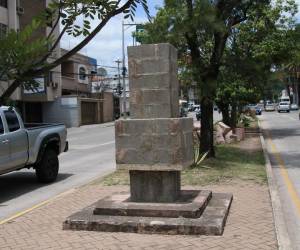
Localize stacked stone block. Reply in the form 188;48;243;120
115;43;194;202
128;43;179;119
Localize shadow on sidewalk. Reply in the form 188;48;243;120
0;172;72;205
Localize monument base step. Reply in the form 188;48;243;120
63;191;233;236
93;190;212;218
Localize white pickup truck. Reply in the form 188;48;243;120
0;106;68;183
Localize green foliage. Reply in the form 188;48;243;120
0;19;50;82
239;115;251;128
215;0;298;127
135;0;299;155
43;0;150;37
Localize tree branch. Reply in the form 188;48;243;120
184;0;203;72
29;0;134;76
0;0;135;104
46;1;63;41
37;24;69;65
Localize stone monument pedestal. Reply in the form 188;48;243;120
63;190;232;235
63;43;232;235
129;170;181;202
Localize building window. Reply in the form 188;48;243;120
0;23;7;38
0;0;7;8
79;67;87;81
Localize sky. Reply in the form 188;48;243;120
61;0;299;75
60;1;164;75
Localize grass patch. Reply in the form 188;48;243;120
100;170;130;186
182;144;267;186
99;139;267;187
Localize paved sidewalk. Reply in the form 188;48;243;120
0;179;277;249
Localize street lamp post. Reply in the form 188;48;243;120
122;21;127;119
115;59;122;119
121;22;143;119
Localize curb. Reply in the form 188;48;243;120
0;168;114;225
258;121;292;250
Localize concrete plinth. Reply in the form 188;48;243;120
130;171;181;202
63;192;233;236
93;190;212;218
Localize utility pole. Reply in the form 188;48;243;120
121;22;143;119
115;59;122;95
122;21;127;119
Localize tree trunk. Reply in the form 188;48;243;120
230;103;237;128
200;96;215;157
219;103;230;126
0;79;22;106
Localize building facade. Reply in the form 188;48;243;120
0;0;62;122
0;1;115;126
0;0;21;101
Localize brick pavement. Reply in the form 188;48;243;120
0;180;277;250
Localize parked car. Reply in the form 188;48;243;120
193;104;200;111
255;106;262;115
247;104;257;110
277;102;290;113
196;109;201;121
290;103;299;110
265;103;275;112
0;106;68;183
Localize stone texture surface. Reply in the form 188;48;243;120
129;171;181;202
233;127;245;142
93;190;212;218
115;118;194;171
64;192;232;236
128;43;179;119
0;182;277;249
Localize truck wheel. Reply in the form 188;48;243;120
36;148;59;183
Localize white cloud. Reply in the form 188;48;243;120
61;1;163;70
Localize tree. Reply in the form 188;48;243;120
137;0;277;157
216;3;298;127
0;0;150;105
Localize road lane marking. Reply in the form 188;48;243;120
265;130;300;217
0;189;75;225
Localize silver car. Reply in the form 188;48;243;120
290;104;299;110
277;102;290;113
265;103;275;112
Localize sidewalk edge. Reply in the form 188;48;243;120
258;121;292;250
0;169;115;225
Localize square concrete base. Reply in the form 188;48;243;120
93;190;212;218
63;191;233;236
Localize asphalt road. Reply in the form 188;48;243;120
260;110;300;249
0;123;116;221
